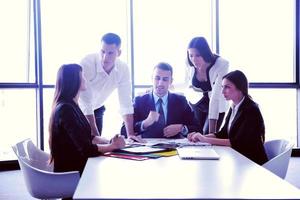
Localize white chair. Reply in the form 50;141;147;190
263;139;293;179
12;138;80;199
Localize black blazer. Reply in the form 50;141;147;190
122;91;198;138
51;100;99;175
215;96;268;165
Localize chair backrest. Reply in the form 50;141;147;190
13;138;53;171
12;138;80;199
263;139;293;179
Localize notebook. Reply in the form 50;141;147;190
177;146;220;160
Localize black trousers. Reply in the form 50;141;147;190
197;111;225;135
94;105;105;136
190;102;225;134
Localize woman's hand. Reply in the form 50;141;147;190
92;136;110;144
187;132;201;142
187;132;209;143
110;134;126;149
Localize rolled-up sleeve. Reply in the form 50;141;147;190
208;58;229;120
78;54;97;115
117;63;134;115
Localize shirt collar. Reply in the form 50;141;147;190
96;55;118;74
153;92;168;105
230;96;245;112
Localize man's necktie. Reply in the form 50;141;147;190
157;98;165;125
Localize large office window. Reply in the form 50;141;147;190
41;0;129;149
219;0;296;141
40;0;130;85
0;0;36;161
219;0;294;82
133;0;213;86
0;0;298;163
0;89;37;160
0;0;34;83
250;89;297;142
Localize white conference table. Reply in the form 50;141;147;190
74;140;300;199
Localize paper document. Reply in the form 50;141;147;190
125;138;211;148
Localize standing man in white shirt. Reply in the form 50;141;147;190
79;33;139;141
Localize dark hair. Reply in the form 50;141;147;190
187;37;216;66
154;62;173;77
101;32;121;46
53;64;82;103
48;63;82;158
223;70;248;96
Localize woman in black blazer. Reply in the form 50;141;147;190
188;70;268;165
49;64;125;175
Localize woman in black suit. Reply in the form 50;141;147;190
188;70;268;165
49;64;125;175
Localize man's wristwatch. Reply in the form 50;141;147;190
181;125;189;136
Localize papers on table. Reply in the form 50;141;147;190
117;146;167;154
127;138;211;147
104;138;213;161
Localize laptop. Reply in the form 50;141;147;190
177;146;220;160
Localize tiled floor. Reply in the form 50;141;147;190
0;157;299;200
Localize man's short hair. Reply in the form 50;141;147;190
154;62;173;77
101;33;121;46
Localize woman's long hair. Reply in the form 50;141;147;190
187;36;216;66
48;64;82;161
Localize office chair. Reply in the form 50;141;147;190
12;138;80;199
263;139;293;179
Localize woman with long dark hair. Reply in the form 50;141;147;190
49;64;125;175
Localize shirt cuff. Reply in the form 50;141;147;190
140;120;146;131
119;106;134;116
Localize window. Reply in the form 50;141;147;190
0;0;34;83
250;89;297;142
0;0;35;161
0;89;37;161
41;0;130;84
133;0;213;86
0;0;298;164
41;0;129;147
219;0;294;82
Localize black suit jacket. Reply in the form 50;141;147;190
122;91;198;138
51;100;100;175
215;96;268;165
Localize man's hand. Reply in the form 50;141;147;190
128;134;146;143
163;124;183;138
142;111;160;129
